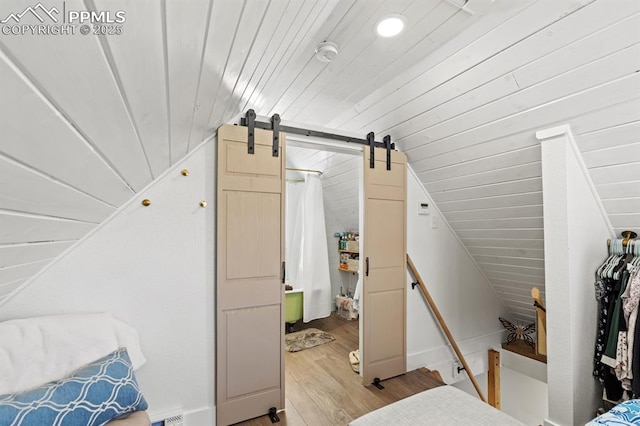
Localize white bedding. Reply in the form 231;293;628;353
349;385;525;426
0;312;146;395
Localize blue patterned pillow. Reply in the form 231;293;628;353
0;348;148;426
587;399;640;425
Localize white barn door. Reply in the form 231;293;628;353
362;147;407;385
216;124;285;425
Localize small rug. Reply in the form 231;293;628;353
285;328;335;352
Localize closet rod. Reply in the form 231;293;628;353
607;230;638;247
286;167;323;175
608;239;637;247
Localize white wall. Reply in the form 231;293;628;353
454;365;548;426
501;348;548;425
1;139;513;425
321;153;361;304
0;140;216;424
324;208;357;302
538;125;612;426
406;167;509;384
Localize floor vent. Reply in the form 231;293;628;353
164;413;184;426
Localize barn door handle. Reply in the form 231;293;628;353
365;257;369;276
281;261;285;284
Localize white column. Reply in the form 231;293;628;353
537;124;614;426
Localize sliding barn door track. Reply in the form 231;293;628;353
240;109;396;170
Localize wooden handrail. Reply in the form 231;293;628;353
407;254;487;403
531;287;547;356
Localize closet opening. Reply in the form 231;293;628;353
285;136;362;344
282;138;365;420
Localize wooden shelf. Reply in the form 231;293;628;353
339;249;359;254
501;340;547;364
338;267;359;273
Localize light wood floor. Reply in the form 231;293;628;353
235;313;444;426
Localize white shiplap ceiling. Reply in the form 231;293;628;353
287;145;360;232
0;0;638;322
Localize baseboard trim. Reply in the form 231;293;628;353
185;406;215;425
149;405;214;425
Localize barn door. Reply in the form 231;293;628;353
216;124;285;425
362;148;407;385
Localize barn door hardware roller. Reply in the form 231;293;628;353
240;110;395;169
384;135;392;171
271;114;280;157
244;109;281;157
367;132;393;170
246;109;256;154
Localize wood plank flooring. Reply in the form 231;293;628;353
235;313;444;426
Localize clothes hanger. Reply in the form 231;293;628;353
600;239;620;278
631;240;640;270
607;250;624;279
614;248;634;281
607;254;622;278
619;240;633;279
613;250;631;280
597;256;614;278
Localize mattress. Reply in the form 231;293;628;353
586;399;640;425
349;385;525;426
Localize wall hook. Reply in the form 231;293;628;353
181;169;189;176
200;201;207;208
141;199;151;206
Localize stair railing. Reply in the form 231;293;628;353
407;254;487;403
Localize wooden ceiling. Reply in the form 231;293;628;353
287;145;360;233
1;0;638;321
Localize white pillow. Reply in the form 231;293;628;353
112;316;147;369
0;312;146;395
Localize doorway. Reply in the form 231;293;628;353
282;141;364;422
216;125;407;425
284;142;362;341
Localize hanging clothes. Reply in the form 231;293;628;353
602;271;630;368
594;237;640;402
595;277;616;382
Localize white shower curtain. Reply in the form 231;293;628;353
286;174;332;322
285;182;304;287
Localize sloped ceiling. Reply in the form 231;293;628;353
287;145;360;232
1;0;638;322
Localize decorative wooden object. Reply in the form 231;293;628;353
488;349;500;409
499;317;535;347
501;340;547;364
531;287;547;356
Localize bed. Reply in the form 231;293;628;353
349;385;525;426
0;313;150;426
587;399;640;425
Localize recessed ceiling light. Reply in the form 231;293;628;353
376;14;406;38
